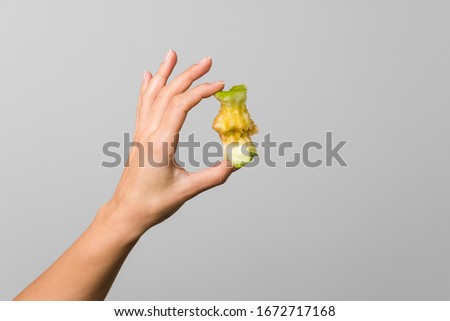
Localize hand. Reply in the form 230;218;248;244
14;50;235;300
101;50;234;240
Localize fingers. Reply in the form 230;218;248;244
147;49;178;97
140;70;152;95
136;71;152;128
182;160;234;198
162;81;225;134
136;52;219;135
146;56;213;132
162;56;212;97
139;50;177;128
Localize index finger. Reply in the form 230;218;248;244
161;81;225;135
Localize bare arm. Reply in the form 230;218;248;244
14;50;233;300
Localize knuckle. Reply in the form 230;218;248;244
196;84;211;97
186;72;196;83
170;95;185;110
157;87;172;99
181;69;196;83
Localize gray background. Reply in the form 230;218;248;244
1;0;449;300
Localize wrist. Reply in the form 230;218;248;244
93;201;144;246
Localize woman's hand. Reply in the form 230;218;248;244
100;50;234;240
14;51;234;300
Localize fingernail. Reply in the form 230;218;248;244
142;70;147;82
196;56;211;64
211;81;224;85
163;49;173;62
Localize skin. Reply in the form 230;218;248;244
14;50;234;300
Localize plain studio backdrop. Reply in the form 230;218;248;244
0;0;449;300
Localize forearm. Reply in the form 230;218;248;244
14;203;140;301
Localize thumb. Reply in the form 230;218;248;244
185;160;234;197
